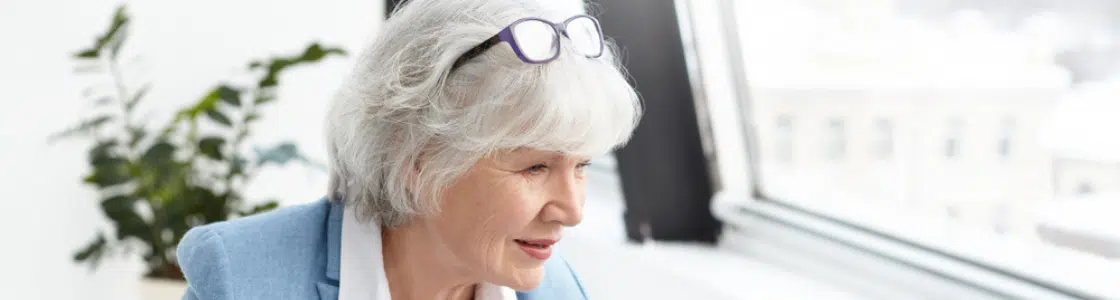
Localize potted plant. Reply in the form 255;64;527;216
52;6;345;298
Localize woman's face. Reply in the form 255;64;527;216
425;148;589;290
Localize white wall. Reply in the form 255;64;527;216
0;0;380;299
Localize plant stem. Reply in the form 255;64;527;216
107;53;134;143
107;51;170;273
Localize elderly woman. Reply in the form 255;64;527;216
176;0;641;299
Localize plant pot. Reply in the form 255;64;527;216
140;277;188;300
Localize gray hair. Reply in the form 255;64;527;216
326;0;642;227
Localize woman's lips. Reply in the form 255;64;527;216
514;239;556;260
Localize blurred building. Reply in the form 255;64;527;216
1035;81;1120;259
753;88;1059;236
737;0;1069;237
1042;82;1120;197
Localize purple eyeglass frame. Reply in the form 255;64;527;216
450;15;604;71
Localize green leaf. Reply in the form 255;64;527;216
83;163;130;187
89;140;118;162
252;43;345;89
183;89;222;119
102;197;150;243
125;84;150;112
298;43;347;62
205;109;232;127
239;201;279;217
217;85;240;106
184;187;227;223
141;141;175;166
73;234;107;263
198;137;225;160
128;126;147;148
48;115;113;142
99;195;151;242
101;195;137;218
244;113;261;123
75;49;99;59
228;156;248;177
74;5;130;59
258;76;279;88
253;95;275;105
84;142;131;187
104;6;130;47
161;187;206;248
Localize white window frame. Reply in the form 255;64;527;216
677;0;1120;299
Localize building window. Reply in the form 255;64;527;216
776;115;793;163
873;118;893;160
1077;182;1095;195
998;117;1014;159
826;118;846;160
945;117;963;159
945;204;961;220
991;204;1010;235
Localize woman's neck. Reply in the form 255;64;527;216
381;222;477;300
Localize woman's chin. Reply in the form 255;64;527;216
498;264;546;291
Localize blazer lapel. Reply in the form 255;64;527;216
317;199;344;300
318;282;340;300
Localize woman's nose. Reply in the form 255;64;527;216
540;170;585;227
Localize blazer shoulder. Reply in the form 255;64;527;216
178;225;234;300
177;199;334;299
191;198;331;243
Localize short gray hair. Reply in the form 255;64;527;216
326;0;642;227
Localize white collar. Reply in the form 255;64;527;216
339;209;518;300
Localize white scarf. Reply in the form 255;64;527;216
339;210;518;300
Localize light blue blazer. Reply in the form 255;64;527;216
177;198;590;300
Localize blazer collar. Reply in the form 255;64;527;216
317;199;344;300
317;199;520;300
326;199;343;281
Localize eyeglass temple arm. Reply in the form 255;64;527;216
451;34;503;70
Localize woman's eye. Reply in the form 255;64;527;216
574;161;592;177
576;161;592;170
524;164;548;175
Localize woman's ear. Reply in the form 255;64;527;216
404;153;427;200
406;158;420;193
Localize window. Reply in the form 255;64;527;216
826;118;845;161
999;118;1015;159
721;0;1120;298
945;204;961;220
945;117;963;159
1077;182;1095;195
775;115;793;163
874;118;893;160
991;204;1011;234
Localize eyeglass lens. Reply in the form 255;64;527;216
566;17;602;57
511;20;559;62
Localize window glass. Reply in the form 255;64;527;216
732;0;1120;296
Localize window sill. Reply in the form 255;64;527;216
711;187;1118;300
